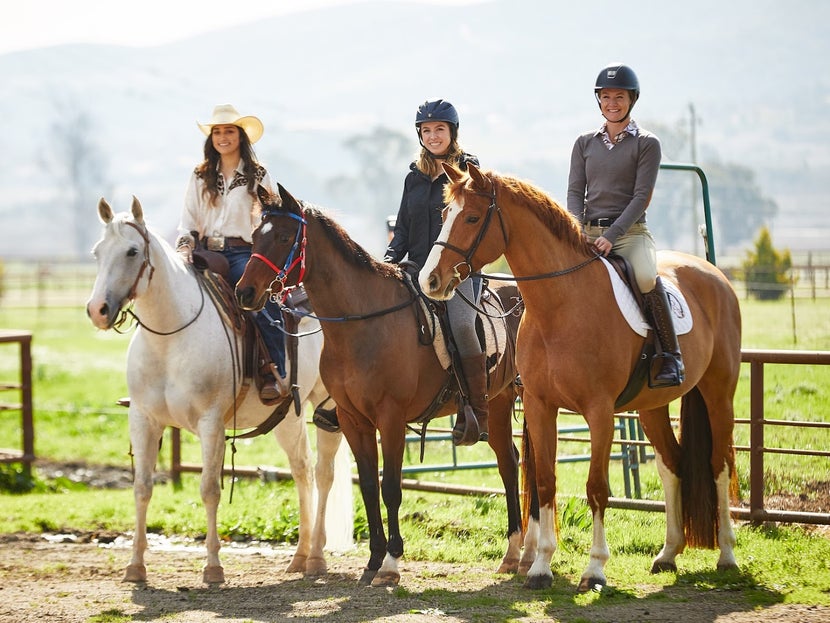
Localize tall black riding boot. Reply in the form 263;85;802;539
453;352;490;446
644;278;685;388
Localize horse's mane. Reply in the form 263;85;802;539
303;205;401;280
445;170;592;256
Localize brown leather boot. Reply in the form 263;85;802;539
453;352;490;446
260;364;291;402
644;277;685;388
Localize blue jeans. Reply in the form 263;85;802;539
224;247;286;377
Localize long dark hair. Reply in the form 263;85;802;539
195;127;260;207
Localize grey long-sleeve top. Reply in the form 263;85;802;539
566;125;661;245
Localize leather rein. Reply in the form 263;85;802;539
250;209;421;323
432;175;601;283
113;220;206;335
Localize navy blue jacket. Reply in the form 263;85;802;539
384;153;478;269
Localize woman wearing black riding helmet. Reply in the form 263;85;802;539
383;99;489;446
567;63;684;387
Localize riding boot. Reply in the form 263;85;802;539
453;352;490;446
644;278;685;388
260;363;291;403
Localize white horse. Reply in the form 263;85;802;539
85;197;353;584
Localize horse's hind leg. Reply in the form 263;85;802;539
639;405;684;573
487;392;523;574
306;429;352;576
199;419;227;584
274;414;316;574
124;416;164;583
372;424;407;587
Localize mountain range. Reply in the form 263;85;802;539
1;0;827;260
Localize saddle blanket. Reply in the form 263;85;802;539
425;288;510;372
600;257;693;338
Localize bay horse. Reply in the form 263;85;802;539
420;163;741;592
235;184;537;587
85;197;353;584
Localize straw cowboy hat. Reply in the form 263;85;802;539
198;104;264;144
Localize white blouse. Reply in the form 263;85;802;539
178;160;274;243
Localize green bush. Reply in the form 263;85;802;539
742;225;792;300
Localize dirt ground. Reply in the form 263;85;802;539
0;532;828;623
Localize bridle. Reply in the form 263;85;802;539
432;182;507;283
433;174;601;283
112;219;206;335
248;210;307;303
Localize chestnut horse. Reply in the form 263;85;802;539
420;163;741;591
236;185;537;587
86;197;353;584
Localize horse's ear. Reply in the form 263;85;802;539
442;161;465;183
277;183;301;215
257;184;279;208
130;196;144;223
98;198;113;224
467;162;486;188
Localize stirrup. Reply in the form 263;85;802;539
452;405;486;446
648;353;685;388
313;406;340;433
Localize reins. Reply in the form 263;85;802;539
112;221;207;335
437;173;602;285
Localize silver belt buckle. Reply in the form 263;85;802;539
206;236;225;251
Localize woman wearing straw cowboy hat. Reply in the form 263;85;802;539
176;103;288;402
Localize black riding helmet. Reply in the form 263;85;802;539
594;63;640;118
415;99;459;147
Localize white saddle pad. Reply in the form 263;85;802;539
600;257;693;338
425;287;511;372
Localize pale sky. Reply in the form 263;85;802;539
0;0;480;55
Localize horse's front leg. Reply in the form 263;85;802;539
487;392;523;574
273;413;316;574
577;409;615;593
198;416;227;584
341;420;386;586
522;393;559;589
371;424;407;587
123;413;164;583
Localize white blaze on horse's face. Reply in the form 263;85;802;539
259;221;274;237
420;196;465;297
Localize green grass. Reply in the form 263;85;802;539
1;298;829;608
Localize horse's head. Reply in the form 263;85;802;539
236;183;306;311
420;162;505;300
86;196;152;329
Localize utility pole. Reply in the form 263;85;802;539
689;103;700;256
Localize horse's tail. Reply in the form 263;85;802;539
679;385;718;548
519;416;544;535
323;436;355;552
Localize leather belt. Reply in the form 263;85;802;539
203;236;252;251
588;217;616;227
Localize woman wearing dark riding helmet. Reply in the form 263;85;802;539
383;99;489;446
567;63;684;387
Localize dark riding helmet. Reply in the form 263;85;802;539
415;99;460;129
415;99;459;147
594;63;640;109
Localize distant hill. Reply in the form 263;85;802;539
1;0;827;259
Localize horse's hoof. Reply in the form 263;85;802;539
496;559;519;574
285;554;308;574
203;565;225;584
650;560;677;574
523;573;552;590
717;561;739;572
358;568;377;586
370;571;401;587
122;563;146;583
305;556;328;577
577;575;606;593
